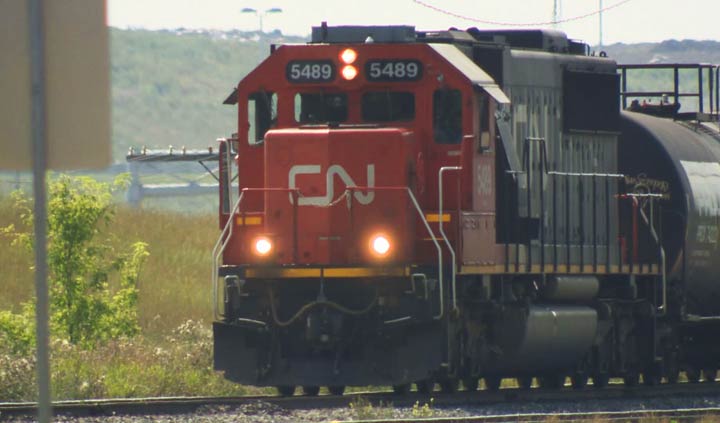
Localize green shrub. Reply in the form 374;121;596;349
1;175;148;349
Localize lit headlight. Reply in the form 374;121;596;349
339;48;357;64
341;65;358;80
253;236;273;256
370;234;391;257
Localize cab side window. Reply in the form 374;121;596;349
248;91;277;145
433;89;462;144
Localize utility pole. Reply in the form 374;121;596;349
552;0;562;29
241;7;283;63
28;1;51;421
241;7;283;34
599;0;604;47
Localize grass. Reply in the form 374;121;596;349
0;320;271;401
0;192;252;401
107;206;217;334
1;195;218;335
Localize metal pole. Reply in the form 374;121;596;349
598;0;603;48
29;0;52;421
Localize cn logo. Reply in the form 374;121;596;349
288;164;375;206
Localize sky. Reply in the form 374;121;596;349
107;0;720;46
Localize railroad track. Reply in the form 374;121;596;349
2;382;720;420
340;408;720;423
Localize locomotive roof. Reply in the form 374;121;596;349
310;23;589;55
429;43;509;104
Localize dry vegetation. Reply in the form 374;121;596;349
1;197;217;335
0;193;270;400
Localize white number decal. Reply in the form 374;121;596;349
290;63;301;79
369;62;382;78
287;62;334;82
406;62;418;78
366;60;422;81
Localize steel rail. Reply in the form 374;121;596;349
339;407;720;423
3;382;720;419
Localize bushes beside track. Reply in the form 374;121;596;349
0;177;259;400
0;320;264;401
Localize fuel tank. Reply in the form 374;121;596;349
619;111;720;317
487;305;598;374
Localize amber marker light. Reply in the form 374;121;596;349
339;48;358;64
341;65;358;80
369;234;391;257
253;236;273;256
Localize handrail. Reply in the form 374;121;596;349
215;183;448;322
211;191;246;320
622;193;666;315
438;166;461;313
346;186;445;320
212;187;300;320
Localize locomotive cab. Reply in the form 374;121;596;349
218;39;507;269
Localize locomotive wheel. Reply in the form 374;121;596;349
328;385;345;396
643;369;661;386
703;368;717;383
440;379;458;393
571;374;588;390
539;375;565;389
276;385;296;396
592;373;609;388
665;357;680;384
302;386;320;396
686;368;701;383
463;377;479;392
415;380;435;394
392;384;410;395
484;376;502;391
623;371;639;387
516;376;533;390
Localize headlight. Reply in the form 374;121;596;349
339;48;357;64
341;65;358;80
253;236;273;256
370;234;391;257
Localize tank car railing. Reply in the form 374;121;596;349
618;63;720;118
211;187;300;320
619;193;667;315
345;186;447;319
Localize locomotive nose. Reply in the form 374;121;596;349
263;127;413;265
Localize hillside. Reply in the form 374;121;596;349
110;29;720;161
601;39;720;65
110;28;306;160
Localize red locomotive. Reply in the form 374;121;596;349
213;24;720;395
